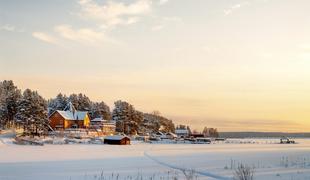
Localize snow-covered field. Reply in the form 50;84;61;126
1;137;310;180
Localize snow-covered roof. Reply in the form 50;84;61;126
49;102;89;121
175;129;189;134
56;110;88;121
156;131;165;135
104;135;130;140
166;132;177;137
91;118;108;122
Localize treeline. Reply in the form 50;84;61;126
112;102;175;135
0;80;48;135
176;124;219;138
0;80;175;135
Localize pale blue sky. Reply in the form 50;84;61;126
1;0;310;131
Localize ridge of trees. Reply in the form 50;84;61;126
0;80;175;135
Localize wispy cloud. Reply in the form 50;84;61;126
0;24;24;32
0;24;15;32
54;24;104;43
32;0;175;45
224;2;250;15
78;0;152;29
158;0;169;5
32;32;58;44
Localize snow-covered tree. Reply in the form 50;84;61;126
48;93;68;115
68;93;91;111
32;91;48;135
78;93;91;111
202;127;219;137
90;101;111;120
0;80;22;128
68;93;79;109
16;89;48;136
112;100;143;135
143;111;175;133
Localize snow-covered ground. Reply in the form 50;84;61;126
1;137;310;180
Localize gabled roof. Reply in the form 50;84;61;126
156;131;165;136
166;132;177;137
49;102;89;121
91;118;108;122
175;129;189;134
56;110;88;121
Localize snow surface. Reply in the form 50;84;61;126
1;137;310;180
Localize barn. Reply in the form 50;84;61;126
49;102;90;130
104;135;131;145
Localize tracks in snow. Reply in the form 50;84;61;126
144;146;231;180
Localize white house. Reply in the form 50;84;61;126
90;118;116;135
175;129;189;138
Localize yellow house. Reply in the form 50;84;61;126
49;102;90;130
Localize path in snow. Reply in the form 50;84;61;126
144;146;231;180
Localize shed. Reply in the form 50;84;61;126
104;135;131;145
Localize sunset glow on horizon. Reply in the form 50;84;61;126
1;0;310;132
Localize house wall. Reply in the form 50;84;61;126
64;120;84;129
49;111;90;130
104;138;130;145
83;115;90;128
49;112;65;130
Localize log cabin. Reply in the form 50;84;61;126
49;102;90;130
104;135;131;145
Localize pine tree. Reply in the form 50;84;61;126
78;94;91;111
90;101;111;120
68;93;79;110
143;111;175;133
68;93;91;111
32;91;48;135
0;80;22;128
15;89;33;132
112;100;143;135
16;89;48;136
48;93;68;115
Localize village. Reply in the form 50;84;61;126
44;101;220;145
0;80;220;146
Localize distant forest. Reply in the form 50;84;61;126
0;80;175;135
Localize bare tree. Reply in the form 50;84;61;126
233;164;255;180
181;169;196;180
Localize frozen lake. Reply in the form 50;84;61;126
1;138;310;180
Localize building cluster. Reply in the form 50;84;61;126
49;102;116;136
47;102;219;145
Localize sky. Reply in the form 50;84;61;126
1;0;310;132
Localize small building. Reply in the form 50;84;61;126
90;118;116;135
175;129;189;138
191;133;204;138
194;137;211;144
154;131;166;139
49;102;90;130
280;137;295;144
104;135;131;145
166;132;177;139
